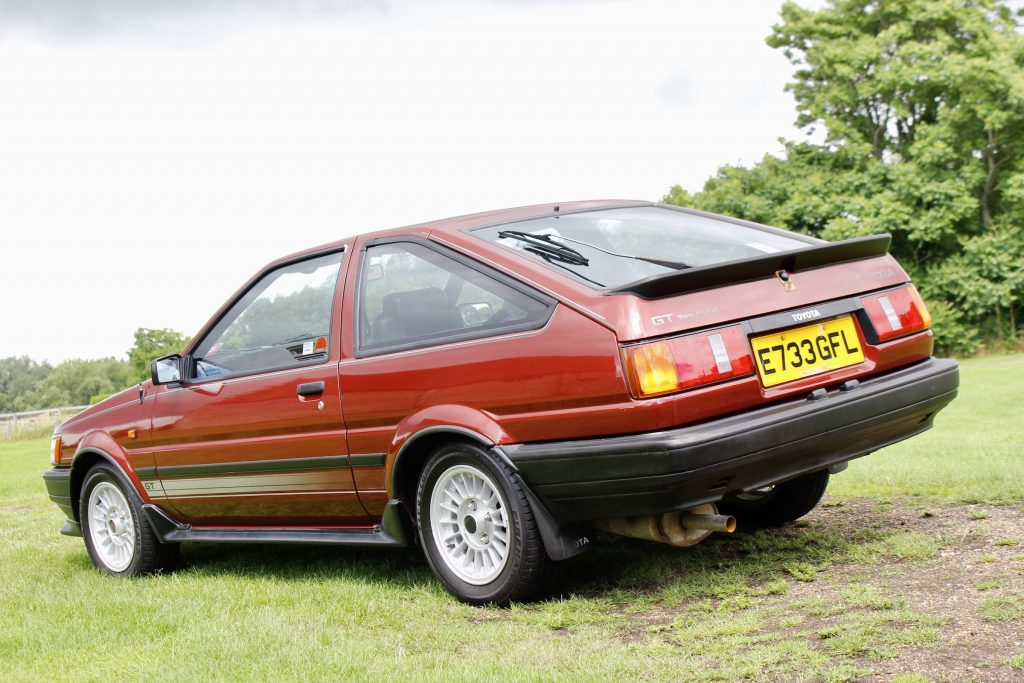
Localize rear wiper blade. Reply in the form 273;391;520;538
497;230;590;266
552;234;691;270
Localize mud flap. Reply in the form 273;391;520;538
513;473;593;561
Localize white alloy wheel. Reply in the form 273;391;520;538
429;464;511;585
87;481;137;572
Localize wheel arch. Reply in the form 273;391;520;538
389;425;592;562
68;446;140;523
390;425;500;510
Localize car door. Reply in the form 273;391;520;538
338;237;562;517
150;247;369;526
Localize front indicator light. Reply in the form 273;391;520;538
50;434;62;466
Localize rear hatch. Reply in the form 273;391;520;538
470;203;934;403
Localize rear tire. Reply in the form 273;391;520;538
718;470;830;528
417;442;550;605
79;463;179;576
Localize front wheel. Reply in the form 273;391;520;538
417;442;550;605
79;464;179;576
718;469;830;528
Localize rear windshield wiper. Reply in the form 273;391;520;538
498;229;689;271
497;230;590;266
551;234;691;271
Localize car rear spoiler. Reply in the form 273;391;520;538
609;233;892;299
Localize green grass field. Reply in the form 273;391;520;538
830;355;1024;503
1;355;1021;681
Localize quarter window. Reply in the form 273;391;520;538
191;251;344;379
357;241;552;354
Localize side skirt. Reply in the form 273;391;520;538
141;501;409;548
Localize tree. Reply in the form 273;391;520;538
127;328;190;383
0;356;132;410
666;0;1024;353
0;357;53;413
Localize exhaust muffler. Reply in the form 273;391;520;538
593;503;736;547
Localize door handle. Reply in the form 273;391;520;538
296;381;325;397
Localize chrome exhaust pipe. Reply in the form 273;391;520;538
680;512;736;533
593;503;736;548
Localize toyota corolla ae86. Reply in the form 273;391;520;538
43;201;958;604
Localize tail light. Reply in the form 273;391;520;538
623;325;755;398
861;285;932;342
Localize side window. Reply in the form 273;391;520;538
191;251;344;379
357;241;552;354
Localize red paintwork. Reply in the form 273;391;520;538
55;200;935;528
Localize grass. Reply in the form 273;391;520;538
1;354;1022;680
830;355;1024;503
978;594;1024;622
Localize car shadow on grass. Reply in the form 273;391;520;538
176;541;436;588
160;514;876;603
133;497;975;608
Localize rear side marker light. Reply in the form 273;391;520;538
862;284;932;342
623;325;755;399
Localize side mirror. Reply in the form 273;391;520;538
151;355;183;386
458;301;493;326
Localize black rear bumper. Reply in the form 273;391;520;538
503;357;959;523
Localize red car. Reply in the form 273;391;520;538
43;200;958;604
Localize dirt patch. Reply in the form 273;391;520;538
612;497;1024;681
810;498;1024;681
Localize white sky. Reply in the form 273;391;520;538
0;0;820;364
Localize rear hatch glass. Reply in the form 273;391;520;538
471;206;814;290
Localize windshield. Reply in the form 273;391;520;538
472;206;813;289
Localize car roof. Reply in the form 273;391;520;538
265;199;653;269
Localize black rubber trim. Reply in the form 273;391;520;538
156;455;351;478
611;234;892;299
505;357;958;523
744;297;862;335
42;467;74;520
142;500;409;547
513;473;592;561
349;453;386;467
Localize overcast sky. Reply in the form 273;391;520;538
1;0;821;364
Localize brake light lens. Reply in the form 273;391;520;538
623;341;679;396
623;326;755;398
50;434;62;466
862;285;932;342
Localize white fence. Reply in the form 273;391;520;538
0;406;88;442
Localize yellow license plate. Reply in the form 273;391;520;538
751;315;865;388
